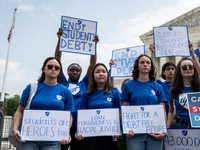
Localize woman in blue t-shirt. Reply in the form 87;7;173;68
121;54;167;150
167;57;200;129
13;57;75;150
77;63;121;150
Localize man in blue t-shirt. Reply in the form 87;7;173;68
55;28;99;150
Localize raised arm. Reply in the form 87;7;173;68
109;59;115;87
149;43;155;60
86;35;99;80
54;28;63;61
189;41;200;74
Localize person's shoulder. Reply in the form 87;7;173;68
125;79;134;85
111;88;120;94
156;79;163;84
151;81;164;90
58;83;71;91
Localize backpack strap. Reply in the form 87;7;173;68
25;82;38;109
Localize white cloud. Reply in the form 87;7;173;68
42;5;52;11
107;0;200;48
18;4;35;12
0;58;30;97
85;0;200;72
50;13;57;18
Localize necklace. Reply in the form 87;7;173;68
140;81;150;91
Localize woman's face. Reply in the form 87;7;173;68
180;60;194;78
138;56;151;73
68;64;81;82
43;59;61;79
94;65;108;84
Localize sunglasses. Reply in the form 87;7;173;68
46;64;61;70
181;65;194;71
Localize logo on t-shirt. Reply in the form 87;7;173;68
68;83;80;95
56;95;62;102
178;93;188;109
151;90;155;95
107;97;112;102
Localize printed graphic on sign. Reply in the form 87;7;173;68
153;26;190;58
111;45;145;77
121;105;167;134
164;129;200;150
21;110;71;141
77;108;120;137
187;92;200;127
59;16;97;55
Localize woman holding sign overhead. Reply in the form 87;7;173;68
77;63;121;150
13;57;75;150
55;28;99;150
121;54;168;150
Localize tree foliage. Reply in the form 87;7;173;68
4;95;20;116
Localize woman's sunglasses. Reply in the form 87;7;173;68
181;65;194;71
46;64;61;70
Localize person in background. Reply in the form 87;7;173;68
13;57;75;150
149;44;176;116
77;63;121;150
167;56;200;128
55;28;99;150
121;54;167;150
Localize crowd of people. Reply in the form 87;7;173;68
12;28;200;150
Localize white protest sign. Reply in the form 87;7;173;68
153;26;190;58
110;45;145;77
121;105;167;134
164;129;200;150
59;16;97;55
77;108;120;137
21;110;71;141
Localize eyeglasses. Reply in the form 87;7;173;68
46;64;61;70
181;65;194;71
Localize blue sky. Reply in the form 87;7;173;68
1;0;200;97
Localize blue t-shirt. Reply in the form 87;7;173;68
157;79;171;115
20;82;75;112
121;80;167;105
62;73;88;127
169;87;193;124
80;89;121;109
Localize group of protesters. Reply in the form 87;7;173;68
12;27;200;150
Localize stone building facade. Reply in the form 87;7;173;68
114;6;200;92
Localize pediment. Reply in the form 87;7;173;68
139;6;200;40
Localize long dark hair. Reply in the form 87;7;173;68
38;57;63;83
132;54;156;81
87;63;115;95
170;57;200;99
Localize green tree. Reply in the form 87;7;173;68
4;94;20;116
